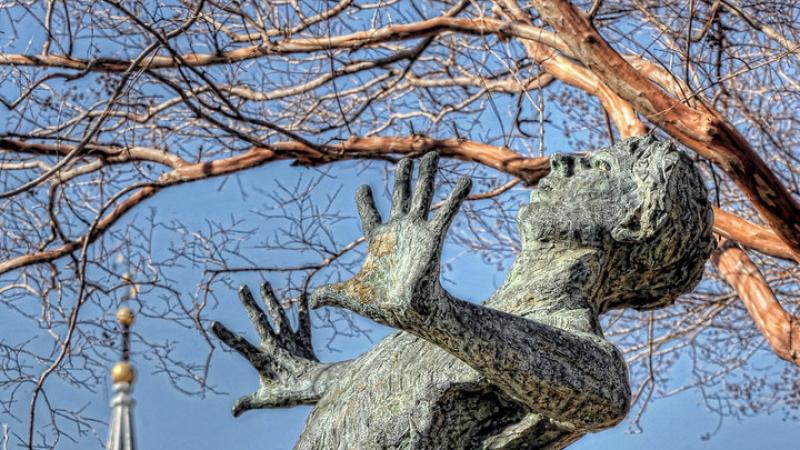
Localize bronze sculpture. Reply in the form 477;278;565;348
212;136;715;449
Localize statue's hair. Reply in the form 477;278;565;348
599;136;715;312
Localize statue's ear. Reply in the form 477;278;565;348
610;204;646;243
611;189;670;243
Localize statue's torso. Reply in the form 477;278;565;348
296;254;611;450
295;309;596;450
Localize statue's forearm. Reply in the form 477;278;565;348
403;291;630;430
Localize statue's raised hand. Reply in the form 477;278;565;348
211;283;330;416
312;153;471;329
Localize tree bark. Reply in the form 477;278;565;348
712;239;800;364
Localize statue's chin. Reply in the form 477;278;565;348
521;195;621;248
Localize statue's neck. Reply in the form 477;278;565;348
486;242;606;335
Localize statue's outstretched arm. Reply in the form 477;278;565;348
211;284;351;416
412;292;630;430
312;154;630;430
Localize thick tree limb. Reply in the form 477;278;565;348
0;139;187;169
713;209;796;262
712;239;800;364
0;17;565;72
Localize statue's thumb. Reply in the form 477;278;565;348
309;284;348;309
232;394;258;417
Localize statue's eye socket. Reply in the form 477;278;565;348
592;159;611;171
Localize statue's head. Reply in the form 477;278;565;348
518;136;714;312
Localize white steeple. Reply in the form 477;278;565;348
106;307;137;450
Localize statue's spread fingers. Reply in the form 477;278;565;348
409;152;440;219
211;321;265;369
432;176;471;234
233;391;307;416
390;158;412;218
261;282;292;336
355;185;381;235
232;392;291;417
237;285;277;344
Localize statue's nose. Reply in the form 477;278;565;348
550;153;577;177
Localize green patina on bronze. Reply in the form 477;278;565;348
334;233;398;305
212;136;715;449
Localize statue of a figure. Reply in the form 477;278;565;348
211;136;715;449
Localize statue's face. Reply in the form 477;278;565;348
519;150;639;246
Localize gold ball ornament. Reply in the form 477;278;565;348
116;307;134;327
111;362;136;384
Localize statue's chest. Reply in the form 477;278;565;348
295;332;526;450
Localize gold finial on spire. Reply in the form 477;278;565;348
112;306;135;384
111;362;136;384
116;307;134;327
